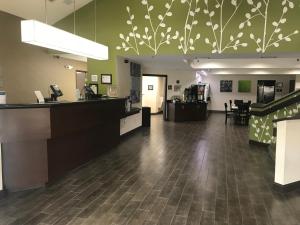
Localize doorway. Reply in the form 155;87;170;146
142;74;168;120
76;70;87;92
289;80;296;93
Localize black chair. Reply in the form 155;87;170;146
229;100;233;111
225;103;235;124
235;103;250;125
234;99;243;106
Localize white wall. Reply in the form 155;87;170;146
116;56;131;99
116;56;142;135
143;68;295;111
0;66;3;90
0;12;87;103
295;75;300;90
0;144;2;191
275;120;300;185
142;76;164;113
116;56;142;108
202;74;294;111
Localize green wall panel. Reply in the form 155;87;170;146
249;103;300;144
249;91;300;144
238;80;251;93
55;0;300;93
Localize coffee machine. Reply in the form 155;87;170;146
184;83;210;102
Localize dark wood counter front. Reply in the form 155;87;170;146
167;101;208;122
0;99;125;191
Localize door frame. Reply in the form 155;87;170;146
75;70;87;90
142;74;168;121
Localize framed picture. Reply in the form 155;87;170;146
148;85;154;90
168;85;173;90
101;74;112;84
89;83;98;94
91;74;98;82
174;84;181;92
238;80;251;93
220;80;232;92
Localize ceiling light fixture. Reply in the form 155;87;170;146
196;70;208;77
200;70;208;76
21;0;108;60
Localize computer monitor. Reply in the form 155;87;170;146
84;86;96;96
50;84;63;101
84;85;101;100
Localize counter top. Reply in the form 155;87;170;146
167;101;207;105
0;98;125;109
123;107;141;118
273;114;300;123
0;97;125;191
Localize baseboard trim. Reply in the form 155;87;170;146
151;111;163;115
249;140;269;147
208;110;224;113
273;181;300;193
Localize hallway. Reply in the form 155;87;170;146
0;114;299;225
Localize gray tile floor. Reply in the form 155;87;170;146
0;113;300;225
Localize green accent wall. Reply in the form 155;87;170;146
249;91;300;144
55;0;300;93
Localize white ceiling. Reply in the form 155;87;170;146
0;0;93;24
128;53;300;75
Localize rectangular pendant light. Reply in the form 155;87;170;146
21;20;108;60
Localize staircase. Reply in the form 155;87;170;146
249;90;300;146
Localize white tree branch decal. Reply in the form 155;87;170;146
116;0;177;55
242;0;299;53
116;7;140;55
203;0;248;53
176;0;201;54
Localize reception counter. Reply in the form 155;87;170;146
0;98;125;192
167;101;208;122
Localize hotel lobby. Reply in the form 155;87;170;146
1;0;300;224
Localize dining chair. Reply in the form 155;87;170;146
229;100;233;111
235;103;250;125
224;103;235;124
234;99;243;106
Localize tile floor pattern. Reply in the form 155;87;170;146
0;113;300;225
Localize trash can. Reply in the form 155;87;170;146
142;107;151;127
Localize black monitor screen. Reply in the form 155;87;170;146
50;84;63;97
84;86;96;96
